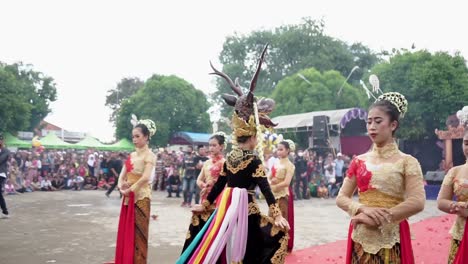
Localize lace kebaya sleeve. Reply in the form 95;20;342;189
388;156;425;223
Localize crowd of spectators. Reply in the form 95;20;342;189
2;145;352;203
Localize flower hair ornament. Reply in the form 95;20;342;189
375;92;408;118
457;106;468;127
213;131;227;139
130;114;157;138
354;74;408;118
283;139;296;153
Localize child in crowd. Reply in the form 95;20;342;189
5;179;18;195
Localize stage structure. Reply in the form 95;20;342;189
271;108;371;156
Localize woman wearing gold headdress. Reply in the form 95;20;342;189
336;92;425;263
269;140;295;252
437;106;468;264
179;45;290;264
112;116;156;264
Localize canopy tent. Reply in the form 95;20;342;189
103;138;134;151
73;135;106;150
271;108;368;133
40;132;74;149
169;131;211;145
3;132;31;148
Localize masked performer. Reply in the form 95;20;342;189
179;45;290;264
336;92;425;264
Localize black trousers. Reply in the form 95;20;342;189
106;180;118;195
0;177;8;215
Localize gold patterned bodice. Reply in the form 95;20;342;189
441;162;468;241
125;145;156;203
270;158;294;199
338;142;425;254
200;157;225;184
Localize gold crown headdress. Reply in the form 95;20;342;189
376;92;408;118
130;114;157;138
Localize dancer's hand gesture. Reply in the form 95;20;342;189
358;206;392;226
274;215;290;230
191;204;205;214
351;213;378;229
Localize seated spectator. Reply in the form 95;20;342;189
71;175;84;191
52;174;65;190
166;171;182;198
107;176;116;185
31;177;41;191
97;176;110;190
317;178;329;198
83;176;97;190
22;177;33;192
5;179;18;195
41;176;55;191
308;176;318;198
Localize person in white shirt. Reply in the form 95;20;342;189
87;152;96;177
40;176;54;191
324;154;337;197
72;175;84;191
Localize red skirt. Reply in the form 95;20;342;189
346;220;414;264
114;192;151;264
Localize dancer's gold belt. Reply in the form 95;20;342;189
359;189;403;208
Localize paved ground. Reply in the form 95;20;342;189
0;190;443;264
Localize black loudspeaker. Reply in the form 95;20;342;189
312;115;330;140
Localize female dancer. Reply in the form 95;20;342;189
181;133;227;250
113;116;156;264
197;132;226;203
437;108;468;264
336;92;425;263
270;140;295;252
179;45;290;264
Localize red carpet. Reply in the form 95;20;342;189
286;214;455;264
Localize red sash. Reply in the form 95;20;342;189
453;220;468;264
287;187;295;252
115;192;135;264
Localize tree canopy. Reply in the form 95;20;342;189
115;75;211;146
0;62;57;133
271;68;367;116
371;50;468;140
213;18;379;116
105;77;144;122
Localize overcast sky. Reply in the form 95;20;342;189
1;0;467;142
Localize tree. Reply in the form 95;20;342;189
213;18;379;116
115;75;211;146
105;77;144;122
371;50;468;140
271;68;367;116
0;62;57;133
